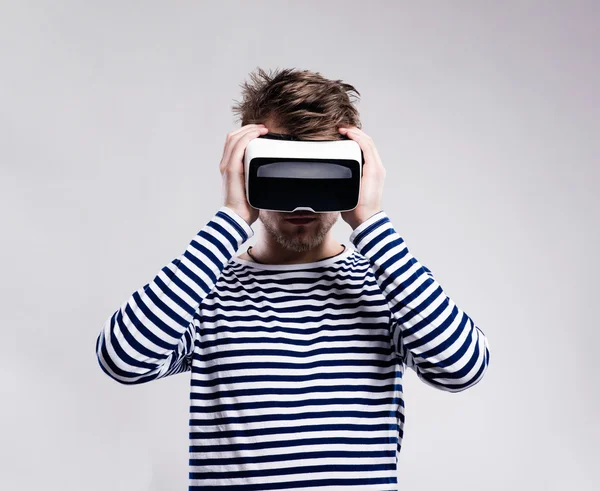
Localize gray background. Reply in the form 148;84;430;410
1;1;598;489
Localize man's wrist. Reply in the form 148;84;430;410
222;205;254;227
348;210;383;230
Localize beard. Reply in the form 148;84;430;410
258;211;340;253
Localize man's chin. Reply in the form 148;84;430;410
278;234;321;252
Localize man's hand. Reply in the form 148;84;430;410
338;126;386;230
220;124;269;226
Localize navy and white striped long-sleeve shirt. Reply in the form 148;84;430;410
96;206;490;490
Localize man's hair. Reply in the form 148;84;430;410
232;67;361;140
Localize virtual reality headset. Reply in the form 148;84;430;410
243;132;364;213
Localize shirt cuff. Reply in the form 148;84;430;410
349;210;388;246
219;206;255;241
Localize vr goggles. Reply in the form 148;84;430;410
243;132;364;213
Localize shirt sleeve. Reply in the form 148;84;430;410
349;210;490;392
95;206;254;385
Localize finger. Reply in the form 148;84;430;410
342;128;382;175
229;123;266;140
227;126;269;174
223;124;265;156
221;124;267;170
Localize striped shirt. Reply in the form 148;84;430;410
96;206;490;490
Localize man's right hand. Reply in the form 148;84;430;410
220;123;269;227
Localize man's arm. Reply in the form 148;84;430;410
350;210;490;392
95;206;253;385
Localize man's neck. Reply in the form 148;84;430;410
246;241;346;265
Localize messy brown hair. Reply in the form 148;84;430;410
231;67;362;140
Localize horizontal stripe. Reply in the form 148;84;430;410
96;206;490;489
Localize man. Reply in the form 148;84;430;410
96;68;490;490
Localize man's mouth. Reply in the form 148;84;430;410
285;216;317;225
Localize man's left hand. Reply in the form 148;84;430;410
338;126;386;230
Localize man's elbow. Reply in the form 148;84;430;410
95;331;158;386
445;353;490;393
443;331;491;393
414;343;490;393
